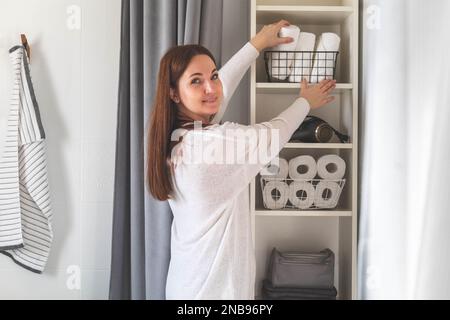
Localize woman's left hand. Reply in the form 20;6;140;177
250;19;293;52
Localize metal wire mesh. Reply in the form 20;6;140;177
260;177;346;210
264;51;339;83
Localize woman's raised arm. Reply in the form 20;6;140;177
210;19;293;124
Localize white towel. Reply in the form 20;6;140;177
288;181;315;209
263;181;290;210
314;181;341;209
288;32;316;83
310;33;340;83
269;25;301;81
316;154;346;180
260;157;289;179
288;155;317;180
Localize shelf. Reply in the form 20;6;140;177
256;83;353;94
285;143;353;149
256;6;353;24
255;210;352;217
251;0;358;300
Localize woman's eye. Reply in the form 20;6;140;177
191;74;218;84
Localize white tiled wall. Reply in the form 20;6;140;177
0;0;120;299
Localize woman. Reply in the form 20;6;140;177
146;20;337;299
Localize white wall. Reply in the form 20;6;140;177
0;0;121;299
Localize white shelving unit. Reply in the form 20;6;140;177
250;0;359;300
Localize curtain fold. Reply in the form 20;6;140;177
110;0;224;300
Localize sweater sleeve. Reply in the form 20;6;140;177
210;41;260;125
190;97;311;207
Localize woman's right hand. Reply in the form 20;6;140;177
250;20;293;52
300;78;336;110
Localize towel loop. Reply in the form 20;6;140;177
20;34;31;62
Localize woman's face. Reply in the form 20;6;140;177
172;54;223;123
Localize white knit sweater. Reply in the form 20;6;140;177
166;41;311;299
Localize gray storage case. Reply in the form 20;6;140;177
267;247;335;289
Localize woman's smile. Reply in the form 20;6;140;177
202;96;218;104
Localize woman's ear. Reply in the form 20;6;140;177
170;88;180;104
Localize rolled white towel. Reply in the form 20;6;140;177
288;32;316;83
269;25;301;81
310;33;340;83
314;180;341;209
261;157;289;179
288;155;317;180
288;181;316;209
263;180;290;210
316;154;346;180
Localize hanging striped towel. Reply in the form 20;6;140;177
0;45;53;273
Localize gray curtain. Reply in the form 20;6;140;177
109;0;224;300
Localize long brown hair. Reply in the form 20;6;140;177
146;44;217;201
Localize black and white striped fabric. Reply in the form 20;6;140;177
0;45;53;273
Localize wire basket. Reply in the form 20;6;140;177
260;177;346;210
264;51;339;83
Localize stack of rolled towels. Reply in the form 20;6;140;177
268;24;340;83
261;154;346;210
262;247;338;300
